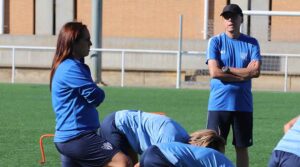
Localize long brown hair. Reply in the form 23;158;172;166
49;22;87;90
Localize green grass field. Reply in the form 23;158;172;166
0;83;299;167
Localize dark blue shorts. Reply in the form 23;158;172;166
268;150;300;167
206;111;253;147
100;112;132;154
55;131;120;167
140;145;175;167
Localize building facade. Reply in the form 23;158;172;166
1;0;300;42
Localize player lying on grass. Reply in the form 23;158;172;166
268;115;300;167
137;129;234;167
100;110;190;165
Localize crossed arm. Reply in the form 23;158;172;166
207;59;261;82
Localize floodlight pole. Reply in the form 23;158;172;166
176;15;183;89
0;0;4;34
91;0;102;83
203;0;209;40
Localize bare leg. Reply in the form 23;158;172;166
235;146;249;167
105;152;132;167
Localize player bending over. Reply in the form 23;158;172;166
138;129;234;167
268;115;300;167
100;110;190;165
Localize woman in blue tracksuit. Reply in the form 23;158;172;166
50;22;131;167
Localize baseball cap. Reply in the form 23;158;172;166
220;4;243;17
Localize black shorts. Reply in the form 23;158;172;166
206;111;253;147
55;131;120;167
140;145;175;167
268;150;300;167
100;112;132;155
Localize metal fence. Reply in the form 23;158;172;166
0;45;300;92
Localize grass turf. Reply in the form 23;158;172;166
0;83;299;166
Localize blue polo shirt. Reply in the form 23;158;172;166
206;33;261;112
51;58;105;142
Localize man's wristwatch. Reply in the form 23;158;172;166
222;66;230;73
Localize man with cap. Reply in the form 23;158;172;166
205;3;261;167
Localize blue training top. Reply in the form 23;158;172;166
206;33;261;112
274;118;300;157
51;58;105;142
157;142;234;167
114;110;190;154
